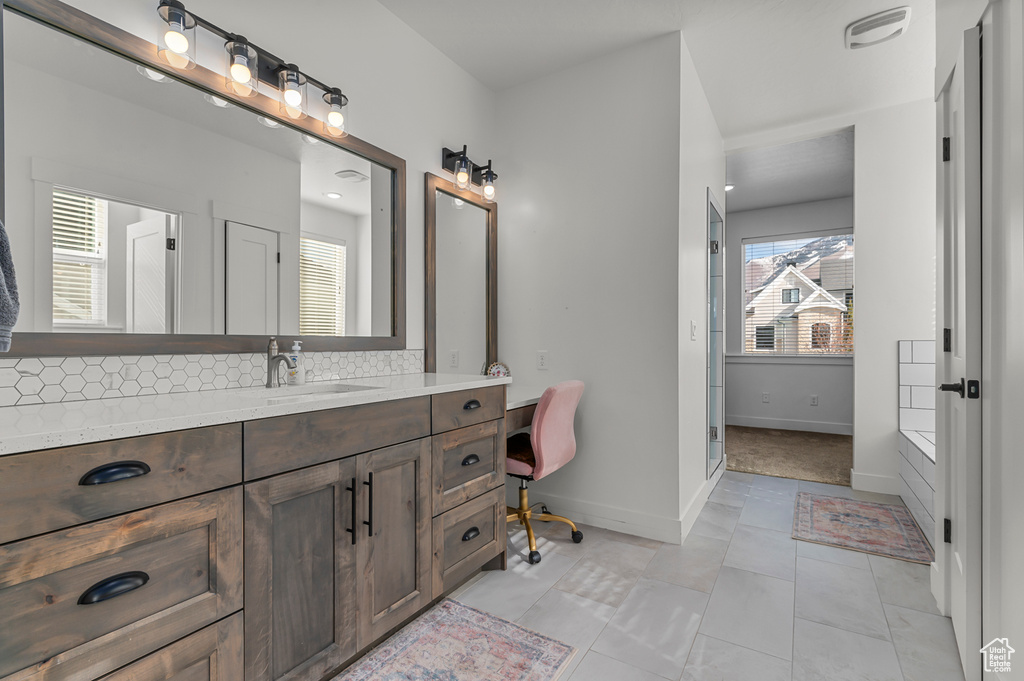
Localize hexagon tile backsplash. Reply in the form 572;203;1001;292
0;350;423;407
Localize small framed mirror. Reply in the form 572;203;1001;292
424;173;497;374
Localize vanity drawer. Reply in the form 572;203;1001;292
99;612;243;681
431;386;505;434
431;487;505;598
0;488;243;681
0;424;242;545
243;396;431;480
432;420;505;516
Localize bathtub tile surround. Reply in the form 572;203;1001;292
0;350;423;406
896;340;936;546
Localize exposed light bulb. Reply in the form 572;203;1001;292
483;183;496;200
162;50;191;69
327;109;345;128
164;27;189;54
725;184;735;192
230;60;251;84
456;169;470;187
284;86;303;107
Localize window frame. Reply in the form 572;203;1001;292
51;188;109;328
298;233;349;337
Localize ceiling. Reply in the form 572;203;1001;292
725;129;854;213
379;0;935;141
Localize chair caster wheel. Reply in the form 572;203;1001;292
528;551;542;564
571;530;583;544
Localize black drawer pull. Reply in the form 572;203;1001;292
78;571;150;605
461;454;481;467
363;472;374;537
463;399;481;410
79;461;152;486
462;527;480;542
345;477;357;545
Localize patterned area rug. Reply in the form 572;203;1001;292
793;492;934;564
335;599;575;681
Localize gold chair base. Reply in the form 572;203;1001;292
506;485;578;553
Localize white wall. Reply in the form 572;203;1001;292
52;0;498;350
497;33;686;542
724;198;854;434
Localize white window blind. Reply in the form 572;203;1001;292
52;189;108;325
743;234;854;355
299;236;346;336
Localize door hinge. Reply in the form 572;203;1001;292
944;518;952;543
709;426;718;441
709;240;719;255
166;238;176;251
943;328;952;352
967;379;980;399
942;137;951;162
276;252;281;264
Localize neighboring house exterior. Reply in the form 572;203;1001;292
744;264;849;353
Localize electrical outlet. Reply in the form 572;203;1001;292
810;394;819;406
762;392;770;403
448;350;459;368
536;350;549;371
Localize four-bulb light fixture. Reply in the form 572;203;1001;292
441;146;498;203
157;0;349;137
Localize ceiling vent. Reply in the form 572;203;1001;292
335;169;369;183
845;7;911;49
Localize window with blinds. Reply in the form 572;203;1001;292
743;233;854;355
299;236;347;336
52;189;108;325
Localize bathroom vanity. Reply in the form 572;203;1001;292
0;375;508;681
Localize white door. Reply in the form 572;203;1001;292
937;26;982;680
225;221;279;335
125;216;175;333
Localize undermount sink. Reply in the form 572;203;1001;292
258;382;379;404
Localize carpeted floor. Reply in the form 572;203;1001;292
725;425;853;486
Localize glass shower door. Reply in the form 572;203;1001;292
707;190;725;478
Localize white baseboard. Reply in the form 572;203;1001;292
506;489;685;545
850;469;901;494
725;415;853;435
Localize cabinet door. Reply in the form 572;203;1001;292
356;439;432;647
244;459;358;681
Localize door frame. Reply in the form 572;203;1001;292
707;188;726;479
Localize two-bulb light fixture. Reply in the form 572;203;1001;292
441;146;498;203
157;0;349;137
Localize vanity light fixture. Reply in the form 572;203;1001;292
441;146;499;198
323;88;349;137
157;0;196;69
137;65;172;83
154;1;351;132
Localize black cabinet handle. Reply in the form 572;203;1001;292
78;571;149;605
939;379;965;398
345;477;357;545
79;461;152;486
462;527;480;542
463;399;481;410
461;454;480;467
363;472;374;537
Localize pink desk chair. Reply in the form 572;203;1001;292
506;380;585;564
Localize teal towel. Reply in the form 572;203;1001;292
0;219;19;351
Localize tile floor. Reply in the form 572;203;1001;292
453;472;966;681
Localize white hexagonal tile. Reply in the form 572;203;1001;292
154;362;173;378
184;376;203;391
169;355;188;370
120;356;141;366
62;392;85;403
16;375;44;395
120;364;141;380
0;386;20;406
83;356;104;365
61;357;87;375
82;365;105;383
82;383;105;400
17;395;43;405
153;378;173;394
169;370;188;386
39;385;66;402
102;372;123;390
138;387;157;396
102;389;123;399
120;381;141;397
39;366;66;385
100;356;123;373
40;357;65;367
213;361;229;376
16;358;43;375
136;356;158;372
60;374;87;393
199;355;216;368
212;375;229;390
0;368;19;387
137;371;157;388
226;354;241;367
184;363;202;377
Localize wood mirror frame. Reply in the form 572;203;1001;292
424;172;497;373
0;0;406;356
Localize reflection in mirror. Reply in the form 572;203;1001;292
434;192;488;374
4;9;394;338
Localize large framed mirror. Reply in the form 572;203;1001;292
0;0;406;355
424;173;496;374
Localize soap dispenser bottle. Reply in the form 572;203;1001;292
286;341;305;385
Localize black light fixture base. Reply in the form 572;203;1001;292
442;146;497;188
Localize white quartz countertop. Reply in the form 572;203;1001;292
0;373;511;457
506;383;547;410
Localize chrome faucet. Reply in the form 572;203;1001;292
266;337;297;388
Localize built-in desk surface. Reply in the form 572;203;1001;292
506;384;545;432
